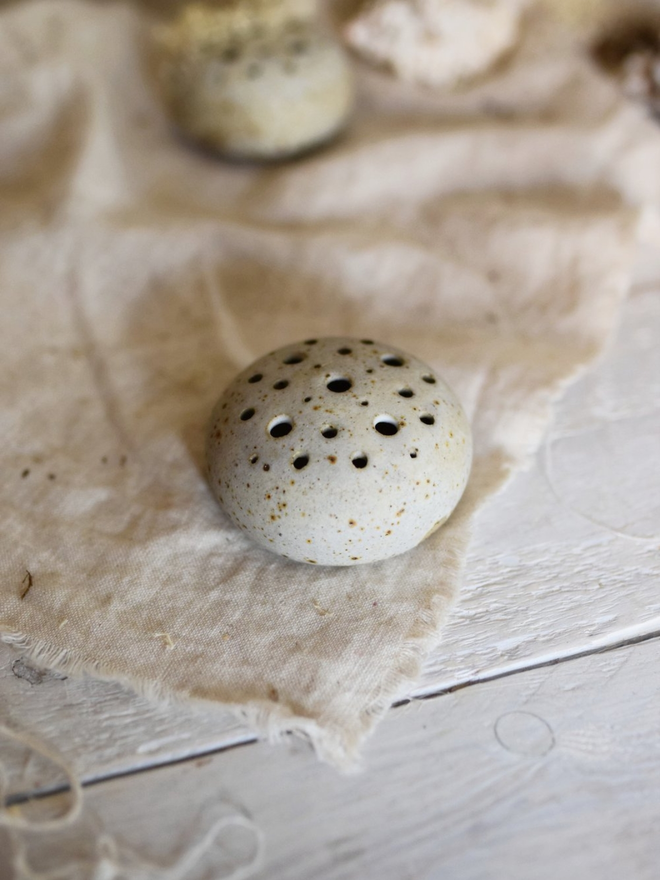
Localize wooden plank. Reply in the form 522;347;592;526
7;638;660;880
1;283;658;790
417;283;660;692
0;644;253;789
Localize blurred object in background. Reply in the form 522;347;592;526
343;0;533;89
592;11;660;120
540;0;660;121
150;0;354;161
342;0;660;125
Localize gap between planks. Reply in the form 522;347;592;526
406;616;660;701
5;623;660;808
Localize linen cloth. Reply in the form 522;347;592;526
1;0;659;767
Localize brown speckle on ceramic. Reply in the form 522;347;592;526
206;337;472;566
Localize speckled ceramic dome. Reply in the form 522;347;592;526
206;337;472;566
153;4;354;161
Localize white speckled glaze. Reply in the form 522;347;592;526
155;18;354;161
206;337;472;566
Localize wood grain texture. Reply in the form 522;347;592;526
0;647;253;789
8;638;660;880
1;284;659;792
418;284;660;692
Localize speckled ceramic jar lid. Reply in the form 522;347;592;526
207;337;472;566
152;4;354;161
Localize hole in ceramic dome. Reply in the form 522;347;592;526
337;347;352;355
321;426;338;439
374;415;399;436
304;339;318;345
398;388;414;398
268;416;293;438
249;454;259;464
283;353;306;365
240;408;256;421
327;377;352;393
361;339;374;345
381;355;405;367
360;400;369;406
422;374;436;384
420;413;435;426
273;380;289;390
352;454;368;468
293;455;309;470
304;396;312;403
410;451;418;459
248;373;263;384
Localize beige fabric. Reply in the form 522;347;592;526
1;0;659;767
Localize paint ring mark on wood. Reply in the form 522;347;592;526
494;711;555;757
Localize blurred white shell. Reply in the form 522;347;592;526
345;0;529;89
207;337;472;566
154;6;354;160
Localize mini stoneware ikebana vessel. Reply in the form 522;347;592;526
151;0;355;161
206;337;472;566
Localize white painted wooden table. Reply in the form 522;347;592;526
1;269;659;879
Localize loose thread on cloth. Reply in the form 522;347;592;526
9;816;264;880
0;723;82;832
1;723;263;880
